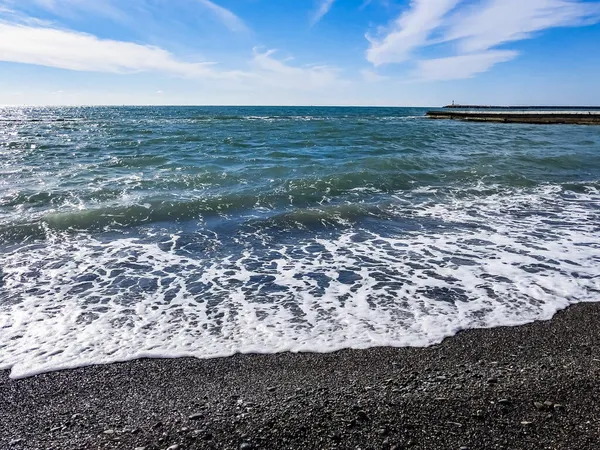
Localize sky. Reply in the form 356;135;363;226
1;0;600;106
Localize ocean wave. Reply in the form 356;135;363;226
1;184;599;379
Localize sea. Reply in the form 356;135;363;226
1;106;599;379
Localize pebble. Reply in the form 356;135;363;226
472;410;484;419
103;429;115;435
9;439;23;446
189;413;204;420
521;421;533;426
134;447;146;450
167;445;180;450
357;410;370;422
533;401;545;411
487;378;498;384
498;399;511;405
240;443;253;450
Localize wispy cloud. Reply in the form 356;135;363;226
0;0;249;32
311;0;335;25
361;68;389;83
0;20;343;95
197;0;248;32
367;0;600;80
0;23;228;78
0;0;128;22
414;50;518;81
443;0;600;52
252;48;344;90
366;0;461;66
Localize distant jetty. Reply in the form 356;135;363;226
441;104;600;110
427;105;600;124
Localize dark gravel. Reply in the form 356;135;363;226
2;303;599;450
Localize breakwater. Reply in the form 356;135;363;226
427;110;600;125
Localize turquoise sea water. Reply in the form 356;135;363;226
1;106;599;378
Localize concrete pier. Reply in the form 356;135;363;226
426;110;600;125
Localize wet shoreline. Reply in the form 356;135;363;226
2;302;599;449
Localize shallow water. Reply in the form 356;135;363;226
1;106;599;378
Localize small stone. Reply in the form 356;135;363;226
543;401;554;408
103;429;115;435
521;421;533;426
189;413;204;420
533;402;545;411
267;386;276;392
71;413;84;420
9;439;23;446
167;445;180;450
331;432;342;442
357;410;370;422
240;443;253;450
436;375;447;381
472;410;484;419
487;378;498;384
498;399;511;405
134;447;146;450
554;404;564;410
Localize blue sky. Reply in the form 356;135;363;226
1;0;600;106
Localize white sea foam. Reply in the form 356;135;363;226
1;185;599;379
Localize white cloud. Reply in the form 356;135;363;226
1;0;249;32
415;50;518;81
311;0;336;25
443;0;600;53
367;0;600;81
252;48;344;90
366;0;461;66
196;0;248;32
0;23;227;77
361;68;389;83
1;0;128;22
0;21;344;96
